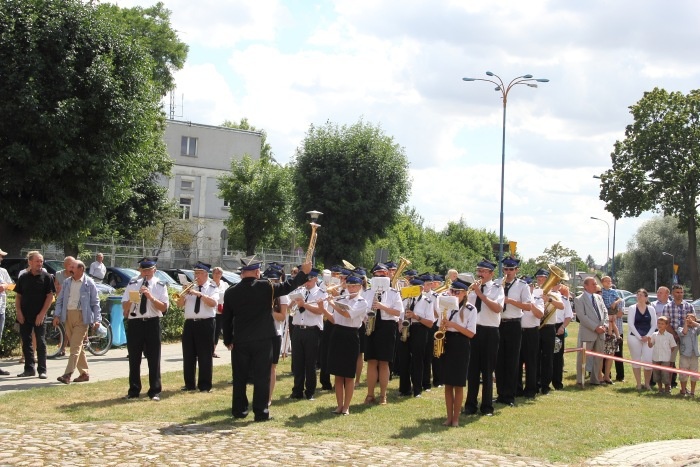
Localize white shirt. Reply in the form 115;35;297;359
291;284;326;330
89;261;106;280
468;280;505;327
67;274;86;310
332;293;368;328
121;276;170;319
0;267;13;312
274;295;290;335
557;296;574;324
446;302;477;334
403;292;437;325
183;280;220;320
523;292;545;329
498;277;532;319
538;290;562;326
362;287;404;322
650;331;677;361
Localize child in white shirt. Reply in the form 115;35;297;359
648;316;677;394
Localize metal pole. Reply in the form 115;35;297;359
611;217;617;281
498;98;507;277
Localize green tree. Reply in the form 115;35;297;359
535;242;582;267
600;87;700;297
618;216;689;292
0;0;172;255
585;254;596;270
97;1;188;96
292;119;411;266
218;155;292;255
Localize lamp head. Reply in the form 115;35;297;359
486;71;494;76
462;77;475;81
306;210;323;221
536;78;550;82
522;74;533;79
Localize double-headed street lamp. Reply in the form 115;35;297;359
462;72;549;277
590;216;610;274
592;175;618;281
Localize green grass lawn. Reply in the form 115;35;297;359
1;322;697;464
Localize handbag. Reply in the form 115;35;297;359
604;333;617;355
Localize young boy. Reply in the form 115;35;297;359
648;316;677;394
678;313;699;397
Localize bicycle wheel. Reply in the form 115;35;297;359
44;319;64;359
86;319;112;356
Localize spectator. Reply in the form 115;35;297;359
0;247;12;375
677;313;699;397
88;253;106;281
628;289;656;391
648;316;677;394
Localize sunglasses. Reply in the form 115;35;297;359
503;267;516;271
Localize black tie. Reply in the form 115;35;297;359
300;290;310;313
139;280;149;315
376;291;382;319
194;285;202;314
503;280;514;312
592;295;601;321
475;284;485;313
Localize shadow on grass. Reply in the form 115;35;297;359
390;416;459;439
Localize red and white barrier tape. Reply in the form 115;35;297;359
564;346;700;379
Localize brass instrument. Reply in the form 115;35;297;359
467;279;483;294
390;256;411;289
433;278;452;294
366;277;389;336
305;222;320;263
538;264;570;329
342;259;355;270
325;283;342;297
433;296;457;358
175;281;196;299
400;318;411;342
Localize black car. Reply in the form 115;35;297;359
0;257;58;281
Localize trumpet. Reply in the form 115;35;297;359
175;281;196;299
467;278;483;294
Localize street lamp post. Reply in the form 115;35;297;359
662;251;675;284
590;216;610;274
592;175;618;281
463;72;549;277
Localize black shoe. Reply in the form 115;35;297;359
254;416;272;422
124;394;139;400
232;410;249;419
398;392;411;397
289;393;303;400
462;406;477;415
0;369;10;376
200;388;213;393
321;385;333;391
181;386;196;392
306;395;315;401
17;371;35;378
150;394;161;401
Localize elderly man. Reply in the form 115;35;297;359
89;253;106;281
574;277;608;385
54;260;101;384
0;247;13;375
15;251;54;378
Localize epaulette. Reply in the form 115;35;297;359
465;303;474;311
431;291;439;297
128;279;139;285
157;281;167;287
493;283;501;288
517;278;526;284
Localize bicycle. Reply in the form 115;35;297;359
43;315;113;357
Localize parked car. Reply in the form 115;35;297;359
161;268;195;286
154;270;183;292
0;257;59;281
218;270;241;286
615;289;633;300
105;267;139;288
691;298;700;314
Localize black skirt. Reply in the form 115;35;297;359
365;317;397;362
272;334;282;364
328;325;360;378
441;332;470;387
358;322;367;353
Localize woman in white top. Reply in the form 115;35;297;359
627;289;657;391
325;275;368;415
263;268;289;406
211;267;229;358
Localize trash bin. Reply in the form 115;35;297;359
107;295;127;346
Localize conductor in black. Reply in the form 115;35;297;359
223;256;311;421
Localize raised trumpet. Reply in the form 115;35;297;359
175;281;196;299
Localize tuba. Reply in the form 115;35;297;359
434;295;458;358
305;222;320;263
538;264;570;329
390;256;411;289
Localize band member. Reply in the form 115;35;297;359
290;268;326;400
326;274;368;415
363;263;404;405
263;267;289;406
223;256;310;421
442;279;477;427
534;270;564;395
398;275;436;398
519;283;544;398
211;267;229;358
177;262;220;393
353;266;368;387
553;284;574;390
319;266;344;391
464;259;504;416
121;257;169;401
495;257;531;407
430;274;447;388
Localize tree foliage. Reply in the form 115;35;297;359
292;119;411;266
97;1;188;96
535;242;582;267
218;155;292;255
0;0;173;255
600;87;700;296
617;216;689;292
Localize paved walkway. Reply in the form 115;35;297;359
2;345;700;466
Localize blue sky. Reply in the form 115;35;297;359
114;0;700;265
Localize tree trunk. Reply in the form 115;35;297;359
687;215;700;298
0;223;31;256
63;241;80;259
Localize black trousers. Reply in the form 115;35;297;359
519;327;539;397
232;337;273;420
319;321;333;388
614;336;625;381
182;318;215;391
465;325;499;415
552;323;566;389
538;324;555;393
291;326;320;398
409;325;429;395
495;319;522;404
398;333;412;394
19;318;47;374
126;317;162;398
423;323;435;389
214;313;223;348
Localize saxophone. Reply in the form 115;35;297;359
366;287;380;336
433;307;448;358
400;318;411;342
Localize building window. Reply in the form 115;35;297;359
181;136;197;157
223;199;230;207
180;179;194;191
179;197;192;219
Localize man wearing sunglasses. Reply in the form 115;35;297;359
495;257;531;407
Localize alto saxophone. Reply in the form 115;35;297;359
400;318;411;342
433;307;448;358
366;288;381;336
